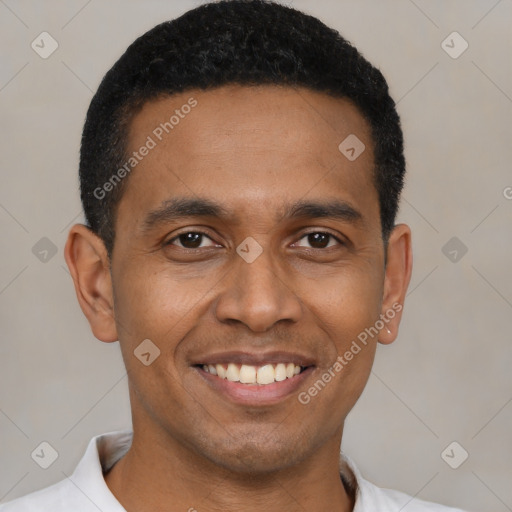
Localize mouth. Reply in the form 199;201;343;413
198;362;307;385
192;355;315;405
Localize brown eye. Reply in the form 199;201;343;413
168;232;217;249
295;232;341;249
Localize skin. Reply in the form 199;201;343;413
65;84;412;512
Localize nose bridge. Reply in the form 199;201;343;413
214;244;302;332
241;248;279;293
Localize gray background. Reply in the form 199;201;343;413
1;1;511;510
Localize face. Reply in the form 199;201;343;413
67;85;411;475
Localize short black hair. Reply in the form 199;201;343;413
79;0;405;258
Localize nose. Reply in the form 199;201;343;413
214;249;303;332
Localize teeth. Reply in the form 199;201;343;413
226;363;240;382
275;363;287;381
216;364;227;379
202;362;305;385
257;364;275;384
239;364;257;383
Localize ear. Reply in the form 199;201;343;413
64;224;118;343
378;223;413;345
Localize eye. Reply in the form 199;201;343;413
165;230;343;251
294;232;342;249
167;231;219;249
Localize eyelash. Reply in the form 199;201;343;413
165;230;345;250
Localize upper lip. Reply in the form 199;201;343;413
190;350;316;367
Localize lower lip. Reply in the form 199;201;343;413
195;366;315;406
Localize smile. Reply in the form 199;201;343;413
200;362;305;385
195;359;315;405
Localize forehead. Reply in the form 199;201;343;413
128;84;372;159
118;85;378;228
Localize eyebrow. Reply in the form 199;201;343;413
140;196;363;233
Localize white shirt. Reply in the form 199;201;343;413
0;430;468;511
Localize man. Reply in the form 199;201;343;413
0;1;468;510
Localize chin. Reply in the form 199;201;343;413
196;433;309;475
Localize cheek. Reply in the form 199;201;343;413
297;273;380;428
111;263;209;415
295;259;383;414
112;261;214;343
300;262;383;340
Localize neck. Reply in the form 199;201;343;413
104;427;355;512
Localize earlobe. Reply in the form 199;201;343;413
64;224;118;343
378;223;413;345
